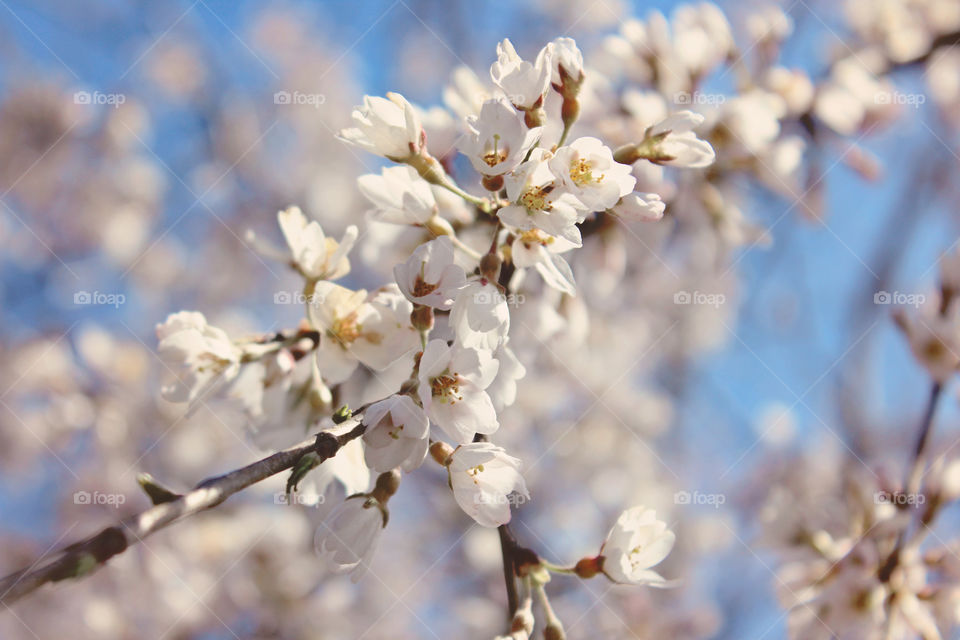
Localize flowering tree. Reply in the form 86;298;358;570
3;1;960;638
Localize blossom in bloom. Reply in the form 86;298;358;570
393;236;466;310
490;38;553;110
357;166;437;225
549;137;636;212
509;228;578;296
645;111;716;168
156;311;241;411
609;193;666;222
599;506;675;585
315;495;385;581
309;283;419;384
459;98;541;177
498;149;583;245
450;279;511;349
362;395;430;472
417;339;499;443
277;206;357;281
338;92;423;160
487;342;527;411
448;442;529;527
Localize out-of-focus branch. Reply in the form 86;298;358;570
0;425;364;606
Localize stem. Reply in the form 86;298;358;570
437;180;491;212
878;381;943;582
0;427;365;605
449;235;483;261
498;524;519;617
906;382;944;496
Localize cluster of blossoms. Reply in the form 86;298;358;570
156;34;693;635
24;0;954;637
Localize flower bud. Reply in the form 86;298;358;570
371;469;401;503
410;304;434;332
430;440;454;466
574;555;603;578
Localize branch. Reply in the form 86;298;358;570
0;425;364;606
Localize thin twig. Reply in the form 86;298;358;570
0;426;364;606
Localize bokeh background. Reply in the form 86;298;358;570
1;0;958;638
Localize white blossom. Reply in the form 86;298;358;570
315;496;385;581
550;137;636;211
362;395;429;472
338;92;423;160
277;206;357;281
609;192;665;222
308;283;419;384
509;228;578;296
394;237;466;310
498;149;583;245
450;279;511;349
156;311;241;411
549;36;584;87
490;38;553;110
417;339;499;443
600;506;675;585
459;98;541;177
646;111;716;168
448;442;529;527
357;166;437;225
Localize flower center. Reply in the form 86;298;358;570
483;134;508;168
467;464;485;484
570;157;603;187
430;372;464;404
329;312;382;348
518;228;554;248
519;183;555;212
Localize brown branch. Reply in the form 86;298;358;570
0;425;364;606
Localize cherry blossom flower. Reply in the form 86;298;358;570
609;192;666;222
156;311;241;411
308;283;419;384
448;442;529;527
277;206;357;281
459;97;541;178
357;166;437;225
417;339;499;443
509;228;578;296
393;236;466;310
598;506;675;585
362;395;430;472
338;92;423;160
315;495;385;581
490;38;553;110
549;36;584;88
450;279;511;349
549;137;636;211
644;111;716;168
498;149;583;245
